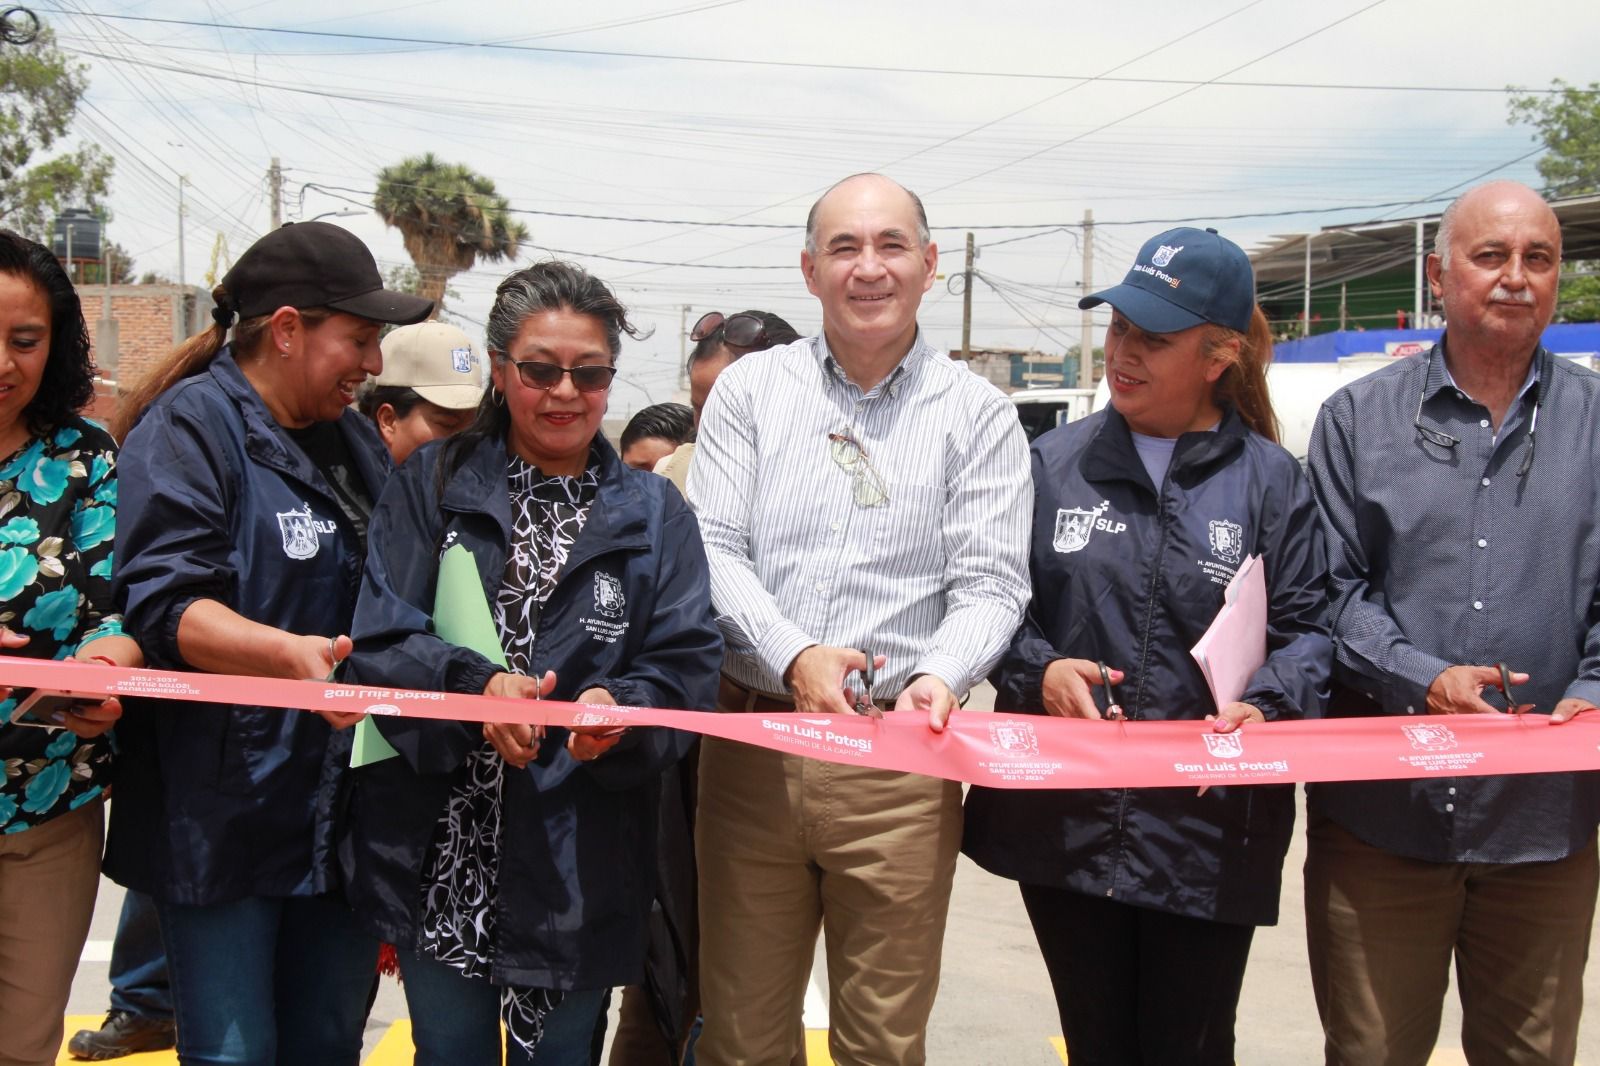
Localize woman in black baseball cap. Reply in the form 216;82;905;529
104;222;431;1065
965;227;1333;1065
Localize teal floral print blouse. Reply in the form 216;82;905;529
0;416;121;834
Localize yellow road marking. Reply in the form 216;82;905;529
361;1018;415;1066
60;1015;1537;1065
805;1028;834;1063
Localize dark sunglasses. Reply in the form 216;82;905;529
508;360;617;393
691;310;772;350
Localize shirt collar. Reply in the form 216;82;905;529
1426;341;1543;403
814;328;929;398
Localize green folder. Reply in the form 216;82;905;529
350;544;507;767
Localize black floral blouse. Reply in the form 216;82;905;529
416;454;600;1056
0;417;121;834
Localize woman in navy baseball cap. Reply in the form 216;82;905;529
964;226;1333;1065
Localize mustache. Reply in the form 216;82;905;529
1489;286;1536;305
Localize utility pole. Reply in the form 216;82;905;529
65;223;74;284
177;176;188;288
97;224;119;383
960;232;975;359
1413;218;1424;328
1078;209;1095;388
1302;233;1313;338
268;157;283;230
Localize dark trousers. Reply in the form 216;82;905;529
109;889;173;1019
158;893;377;1066
1020;882;1255;1066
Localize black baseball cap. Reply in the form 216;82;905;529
221;221;433;324
1079;226;1254;334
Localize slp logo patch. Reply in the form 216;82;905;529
277;503;335;561
1208;519;1244;564
593;572;626;619
1202;732;1244;759
1151;244;1184;267
1053;501;1124;554
450;347;475;374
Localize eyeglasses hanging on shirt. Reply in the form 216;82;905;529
828;428;890;508
1413;378;1541;478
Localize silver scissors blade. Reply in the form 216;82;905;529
854;649;882;719
1098;660;1126;721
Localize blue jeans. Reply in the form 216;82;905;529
399;950;606;1066
109;890;172;1019
157;894;377;1066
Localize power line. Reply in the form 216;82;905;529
38;8;1595;94
300;179;1477;234
927;0;1392;195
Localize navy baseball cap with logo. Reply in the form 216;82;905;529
1078;226;1255;334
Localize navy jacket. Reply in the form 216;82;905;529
106;349;393;905
963;406;1331;926
337;431;720;992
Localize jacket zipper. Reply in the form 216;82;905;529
1108;465;1176;897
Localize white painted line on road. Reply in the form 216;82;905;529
79;939;112;963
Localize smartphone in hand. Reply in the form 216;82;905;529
8;690;79;729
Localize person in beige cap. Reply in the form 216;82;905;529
359;321;485;464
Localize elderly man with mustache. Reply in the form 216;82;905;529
1305;180;1600;1066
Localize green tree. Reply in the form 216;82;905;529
76;240;133;285
1508;80;1600;196
374;154;526;316
1508;81;1600;322
0;21;113;241
384;263;459;307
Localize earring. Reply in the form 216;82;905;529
491;387;505;408
280;343;289;358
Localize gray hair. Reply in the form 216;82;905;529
485;260;642;360
804;173;931;255
1433;196;1463;269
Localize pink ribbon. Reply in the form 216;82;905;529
5;659;1597;789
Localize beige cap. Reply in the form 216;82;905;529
375;322;486;410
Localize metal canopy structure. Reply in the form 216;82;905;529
1249;192;1600;304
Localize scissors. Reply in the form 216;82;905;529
1496;662;1533;714
853;649;883;719
1098;661;1126;721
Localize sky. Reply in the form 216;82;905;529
28;0;1600;415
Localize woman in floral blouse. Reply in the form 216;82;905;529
0;229;141;1066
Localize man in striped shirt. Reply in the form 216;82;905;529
687;172;1031;1065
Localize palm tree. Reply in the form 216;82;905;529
373;154;527;316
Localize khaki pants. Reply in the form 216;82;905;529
0;798;105;1066
1305;815;1598;1066
694;736;961;1066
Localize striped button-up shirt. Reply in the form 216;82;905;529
1307;342;1600;863
687;330;1032;699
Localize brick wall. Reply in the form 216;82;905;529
76;284;212;394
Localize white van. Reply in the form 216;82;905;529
1009;388;1098;442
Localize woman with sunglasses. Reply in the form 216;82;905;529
653;309;800;492
962;228;1332;1066
340;261;722;1066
